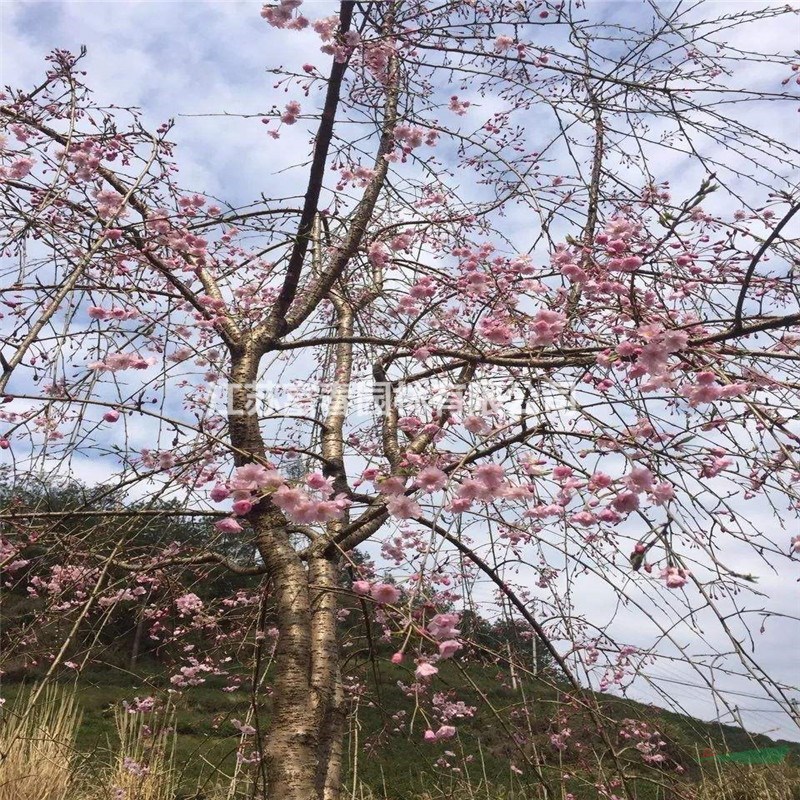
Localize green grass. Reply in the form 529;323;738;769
2;661;798;800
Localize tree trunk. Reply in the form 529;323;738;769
310;558;346;800
128;605;146;672
228;353;346;799
252;512;345;800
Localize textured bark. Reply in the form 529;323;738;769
310;558;346;800
257;523;317;800
229;349;344;800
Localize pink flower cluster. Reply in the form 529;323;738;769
311;14;338;41
175;592;204;616
454;242;498;296
143;207;209;265
427;612;460;639
414;466;448;493
527;309;566;347
65;138;106;179
122;757;149;778
94;189;127;219
366;472;422;519
363;40;396;83
432;691;476;722
614;324;689;390
681;371;749;406
390;231;414;252
423;725;456;742
620;465;674;508
212;465;350;531
478;315;514;345
2;157;35;179
170;657;214;687
550;727;571;751
352;580;401;605
0;536;28;574
88;352;155;373
367;241;390;269
661;566;690;589
619;718;668;765
29;564;99;601
494;35;515;53
87;306;139;321
281;101;301;125
415;661;439;680
260;0;307;30
448;95;471;115
449;464;515;512
393;124;437;154
122;696;156;714
427;612;462;660
595;216;643;272
337;164;376;189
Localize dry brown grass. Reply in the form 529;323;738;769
99;703;179;800
0;684;82;800
696;762;800;800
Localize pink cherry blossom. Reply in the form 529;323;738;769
448;95;470;115
387;495;421;520
478;316;513;344
370;583;400;605
215;518;243;534
650;482;675;505
474;463;505;490
438;640;462;659
661;566;690;589
414;466;448;492
624;466;655;494
232;499;254;516
306;471;334;495
210;483;230;502
311;14;338;41
528;309;566;347
428;613;460;640
494;35;515;52
612;491;640;514
281;101;301;125
415;662;439;681
175;593;203;615
377;476;406;495
231;463;284;493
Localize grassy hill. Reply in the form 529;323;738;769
2;659;798;799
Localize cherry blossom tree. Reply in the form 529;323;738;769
1;1;800;798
